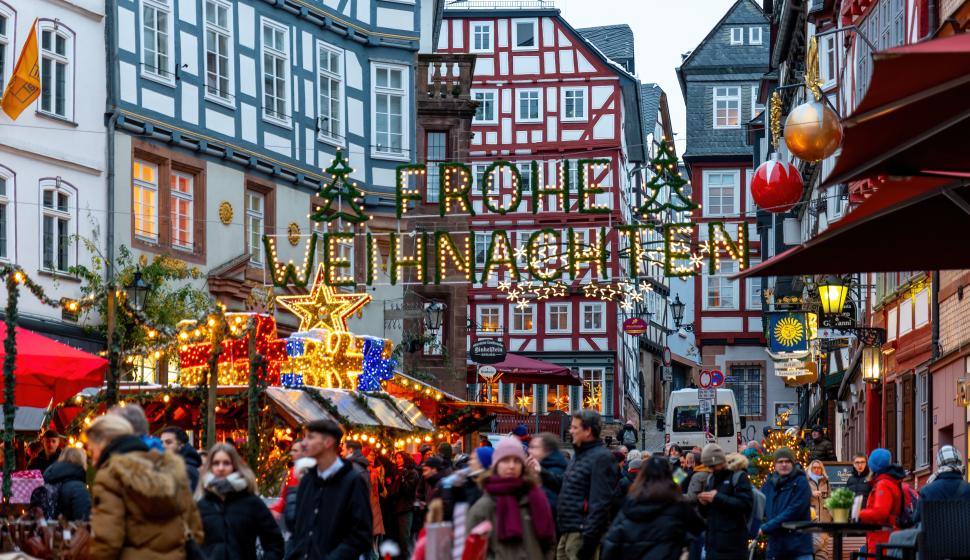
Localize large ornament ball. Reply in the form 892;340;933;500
751;153;804;213
783;100;843;162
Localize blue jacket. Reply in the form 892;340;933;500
760;469;813;559
916;471;970;523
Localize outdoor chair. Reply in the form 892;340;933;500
850;500;970;560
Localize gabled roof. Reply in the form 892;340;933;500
576;24;635;73
640;83;663;135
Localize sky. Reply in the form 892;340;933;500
557;0;740;155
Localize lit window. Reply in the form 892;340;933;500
204;0;233;101
374;64;409;156
730;27;744;45
510;304;536;333
547;303;570;333
516;89;541;122
472;90;497;124
39;26;72;118
247;190;265;265
580;302;605;332
317;43;344;141
133;160;159;242
141;0;173;81
262;20;289;122
41;184;71;273
580;368;609;416
512;19;537;50
713;86;741;128
477;305;502;333
170;172;194;251
470;22;493;53
562;88;586;121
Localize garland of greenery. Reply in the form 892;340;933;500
438;162;475;217
480;230;520;284
395;164;425;218
261;234;318;288
480;161;522;215
576;158;612;214
663;222;695;278
322;232;355;287
527;229;563;281
389;232;428;285
350;391;381;423
434;231;470;285
706;222;749;274
3;274;19;502
366;232;375;286
532;160;569;213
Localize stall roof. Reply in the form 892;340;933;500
386;395;435;431
265;387;337;426
0;407;49;433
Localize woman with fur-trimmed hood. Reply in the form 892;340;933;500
87;414;204;559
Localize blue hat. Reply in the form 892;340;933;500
869;448;892;474
475;446;494;469
512;424;529;437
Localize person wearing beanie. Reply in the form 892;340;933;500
858;448;909;553
475;446;494;471
759;447;813;560
619;420;638;451
466;438;556;560
697;443;754;560
526;432;568;531
916;445;970;523
806;425;836;462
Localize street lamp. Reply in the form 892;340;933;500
425;301;446;336
818;276;849;315
126;267;151;312
861;345;882;383
670;294;686;327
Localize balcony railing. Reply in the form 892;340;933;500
417;54;476;102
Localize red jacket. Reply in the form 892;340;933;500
857;469;905;552
271;466;299;514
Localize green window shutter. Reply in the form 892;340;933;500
502;382;513;404
570;385;582;413
536;384;547;413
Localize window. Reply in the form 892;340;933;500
317;42;344;141
914;289;929;327
819;34;837;87
473;231;490;266
477;305;502;333
751;86;764;119
470;22;493;53
517;162;532;195
246;190;265;265
512;19;537;50
579;301;605;332
0;172;9;260
749;26;763;45
312;222;354;282
510;304;536;333
747;273;762;310
373;64;409;157
580;368;610;416
561;88;586;121
899;297;913;335
886;305;898;340
703;170;739;216
673;404;735;435
41;184;71;273
39;25;72;118
855;0;904;104
916;370;929;469
0;11;10;93
204;0;233;101
141;0;173;82
730;366;762;418
547;303;570;333
133;160;159;242
261;20;289;123
516;89;541;123
170;172;193;251
730;27;744;45
472;90;497;124
713;86;741;128
705;260;738;310
425;132;447;204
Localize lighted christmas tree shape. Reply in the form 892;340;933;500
311;148;369;224
637;138;699;216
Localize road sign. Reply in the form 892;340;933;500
710;370;725;387
699;399;713;414
698;370;712;388
662;365;672;382
662;347;672;366
698;388;715;401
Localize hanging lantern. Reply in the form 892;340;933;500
783;100;843;162
751;153;804;213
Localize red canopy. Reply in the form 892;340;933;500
0;324;107;408
824;33;970;185
467;353;581;386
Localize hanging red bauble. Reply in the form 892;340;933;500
751;153;804;213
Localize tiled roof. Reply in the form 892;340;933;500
576;24;635;74
640;83;663;137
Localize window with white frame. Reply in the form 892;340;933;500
317;42;343;141
705;259;738;310
473;231;490;267
579;301;605;332
470;21;493;53
477;305;502;333
0;172;9;260
703;170;739;216
819;34;837;87
0;10;11;93
580;367;608;415
246;190;265;265
141;0;173;81
747;268;762;310
730;27;744;45
133;160;159;242
170;172;193;251
855;0;904;104
713;86;741;128
745;168;756;211
730;365;762;417
916;370;929;468
517;162;532;194
751;87;764;119
472;90;497;124
516;89;541;122
373;64;408;157
39;25;73;119
204;0;233;101
425;131;447;204
749;26;763;45
512;19;537;50
561;87;586;121
547;303;570;333
510;304;536;333
261;20;289;122
41;183;71;273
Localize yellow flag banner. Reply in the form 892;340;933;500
1;19;40;120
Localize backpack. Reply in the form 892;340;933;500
29;483;60;519
622;428;636;446
895;482;919;529
706;471;759;537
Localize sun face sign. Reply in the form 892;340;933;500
774;316;805;347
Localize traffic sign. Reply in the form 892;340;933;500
698;370;712;388
662;347;672;366
710;370;724;387
698;388;715;401
699;400;713;414
662;366;672;382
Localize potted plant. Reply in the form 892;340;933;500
825;488;855;523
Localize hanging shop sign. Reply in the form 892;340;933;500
478;365;498;380
470;339;506;365
766;312;811;355
622;317;648;336
820;300;857;330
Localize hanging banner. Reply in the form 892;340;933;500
766;312;810;355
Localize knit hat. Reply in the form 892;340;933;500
512;424;529;437
628;457;643;471
773;447;796;463
475;446;495;470
937;445;964;475
869;448;892;474
701;443;726;467
492;437;527;466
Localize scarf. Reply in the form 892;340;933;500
809;472;825;483
204;472;249;497
483;476;555;546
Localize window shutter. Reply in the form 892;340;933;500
604;370;614;418
901;374;915;471
884;382;897;457
501;382;513;405
536;384;547;414
570;385;581;413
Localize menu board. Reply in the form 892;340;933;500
824;462;855;487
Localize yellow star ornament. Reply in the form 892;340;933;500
276;264;372;331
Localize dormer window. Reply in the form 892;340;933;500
730;27;744;45
749;27;763;45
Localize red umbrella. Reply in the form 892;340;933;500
0;324;107;408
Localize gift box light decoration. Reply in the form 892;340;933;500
177;313;287;386
358;337;397;391
283;330;396;391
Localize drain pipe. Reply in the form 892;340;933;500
104;1;120;402
931;271;941;360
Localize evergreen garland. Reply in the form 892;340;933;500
3;274;19;502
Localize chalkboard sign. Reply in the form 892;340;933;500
824;462;855;487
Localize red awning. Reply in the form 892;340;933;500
0;324;107;408
466;354;581;386
824;33;970;185
736;176;969;278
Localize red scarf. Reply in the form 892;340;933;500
483;476;556;546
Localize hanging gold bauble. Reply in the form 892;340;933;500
783;100;843;162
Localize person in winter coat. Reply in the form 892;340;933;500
527;432;567;526
391;451;420;558
857;448;907;554
42;447;91;521
697;443;754;560
618;421;638;451
196;443;284;560
270;440;306;523
805;426;836;462
86;413;204;559
916;445;970;522
160;426;202;493
846;453;872;503
28;429;63;473
365;449;386;540
285;419;372;560
684;452;709;501
466;438;557;560
759;448;813;560
557;410;619;560
806;460;831;522
601;456;705;560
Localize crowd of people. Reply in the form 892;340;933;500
9;406;970;560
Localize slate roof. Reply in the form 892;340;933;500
576;24;635;74
640;83;663;137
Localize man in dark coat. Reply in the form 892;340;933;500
28;430;63;472
697;443;754;560
527;432;568;526
916;445;970;522
806;426;836;462
556;410;619;560
759;447;813;560
42;460;91;521
845;452;872;503
160;426;201;492
285;419;372;560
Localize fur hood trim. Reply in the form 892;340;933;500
105;449;189;502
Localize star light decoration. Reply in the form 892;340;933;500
276;264;372;332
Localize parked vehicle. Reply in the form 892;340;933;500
659;389;745;452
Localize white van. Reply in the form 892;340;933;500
660;388;745;453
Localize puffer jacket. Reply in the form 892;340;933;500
90;435;204;560
857;466;907;553
465;489;555;560
557;440;618;559
846;467;871;502
179;445;202;494
601;498;705;560
700;468;753;560
684;465;711;504
760;468;813;559
43;461;91;521
197;483;284;560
